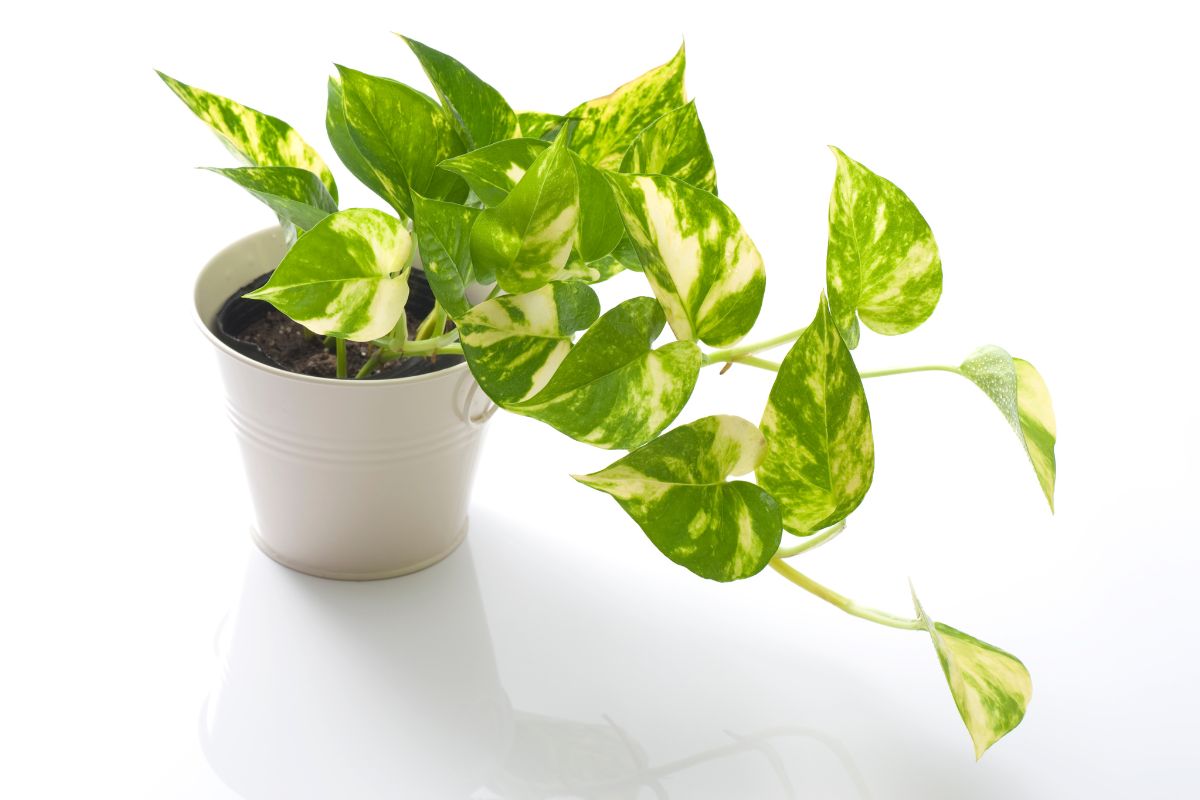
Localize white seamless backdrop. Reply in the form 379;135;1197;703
2;1;1197;797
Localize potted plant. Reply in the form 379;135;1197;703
162;35;1056;759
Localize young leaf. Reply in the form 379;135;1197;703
158;71;338;202
608;173;764;346
566;44;688;169
555;247;631;284
826;147;942;348
439;138;549;207
204;166;337;232
411;192;480;319
336;65;467;219
619;100;717;193
572;154;625;262
244;209;412;342
471;134;579;293
516;110;565;140
758;298;874;535
575;415;782;581
959;347;1057;510
511;297;701;449
912;590;1032;760
400;35;518;149
326;75;392;206
458;282;600;404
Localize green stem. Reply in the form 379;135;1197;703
858;364;961;379
708;355;781;373
354;350;383;380
769;559;923;631
775;521;845;558
414;302;447;341
335;337;347;379
702;326;808;365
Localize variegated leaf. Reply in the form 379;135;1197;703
511;297;700;449
204;166;337;232
458;282;600;404
244;209;412;342
555;246;631;284
566;44;687;169
439;138;549;207
158;71;338;202
401;35;518;149
959;347;1057;510
758;298;874;535
608;173;764;346
336;65;467;219
326;76;391;205
573;154;624;261
619;100;717;193
826;146;942;348
516;110;565;140
412;192;479;319
912;590;1032;759
575;415;782;581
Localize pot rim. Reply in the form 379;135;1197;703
194;226;472;389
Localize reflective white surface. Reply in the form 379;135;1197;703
4;1;1200;797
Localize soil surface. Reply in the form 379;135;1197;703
215;270;462;380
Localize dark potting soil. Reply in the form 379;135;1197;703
214;270;463;380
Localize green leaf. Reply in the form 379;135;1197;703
326;76;391;205
516;110;565;140
158;71;338;203
608;173;764;346
439;137;549;207
825;146;942;348
555;245;633;284
575;415;782;581
959;347;1057;510
244;209;412;342
912;590;1032;760
757;298;874;535
204;166;337;232
572;154;624;262
510;297;701;449
619;100;717;193
400;35;518;149
458;282;600;405
566;44;688;169
336;65;467;219
412;192;480;319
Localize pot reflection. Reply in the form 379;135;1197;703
201;539;511;797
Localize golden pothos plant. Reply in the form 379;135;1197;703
161;36;1056;758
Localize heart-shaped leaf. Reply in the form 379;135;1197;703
244;209;412;342
204;166;337;232
826;147;942;348
412;192;480;319
516;110;565;140
158;72;338;202
439;138;549;207
326;76;391;206
336;65;467;219
573;154;625;262
575;415;782;581
758;297;874;534
619;100;717;193
511;297;701;449
608;173;764;346
401;35;518;150
959;346;1057;510
458;282;600;404
912;590;1032;759
566;44;687;169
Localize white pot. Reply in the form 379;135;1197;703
193;227;494;580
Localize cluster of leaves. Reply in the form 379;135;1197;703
161;37;1056;759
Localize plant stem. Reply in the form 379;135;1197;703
775;521;846;558
355;350;384;379
702;326;808;365
709;355;781;373
769;559;923;631
858;364;961;379
335;337;347;379
415;302;447;341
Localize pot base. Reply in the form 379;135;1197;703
248;518;470;581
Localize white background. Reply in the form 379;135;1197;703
3;1;1198;796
